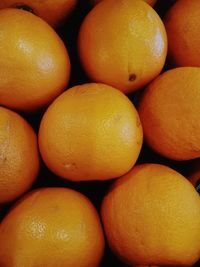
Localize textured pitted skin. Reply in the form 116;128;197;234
0;106;39;204
39;83;143;181
90;0;157;7
164;0;200;67
0;187;105;267
78;0;167;94
138;67;200;160
101;164;200;266
0;8;70;112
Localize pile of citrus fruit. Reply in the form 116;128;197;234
0;1;200;266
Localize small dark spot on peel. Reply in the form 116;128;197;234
14;4;34;14
129;73;137;82
0;155;7;164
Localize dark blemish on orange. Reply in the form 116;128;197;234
129;73;137;82
14;4;34;14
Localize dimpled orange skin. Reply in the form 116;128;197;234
0;187;105;267
164;0;200;67
90;0;157;7
0;8;70;112
0;107;39;205
39;83;143;181
138;67;200;161
78;0;167;94
0;0;77;27
101;164;200;266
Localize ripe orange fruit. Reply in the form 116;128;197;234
0;0;77;27
0;187;105;267
0;107;39;205
164;0;200;67
138;67;200;161
101;163;200;266
39;83;143;181
90;0;157;7
78;0;167;94
0;8;70;112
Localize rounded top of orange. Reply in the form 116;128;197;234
0;106;39;205
0;187;104;267
0;0;78;27
138;67;200;160
145;0;157;6
39;83;143;181
101;163;200;266
0;8;70;112
90;0;157;7
78;0;167;94
164;0;200;67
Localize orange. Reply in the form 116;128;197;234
78;0;167;94
0;0;77;27
0;8;70;112
164;0;200;67
90;0;157;7
101;163;200;266
0;187;105;267
138;67;200;161
0;106;39;205
39;83;143;181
